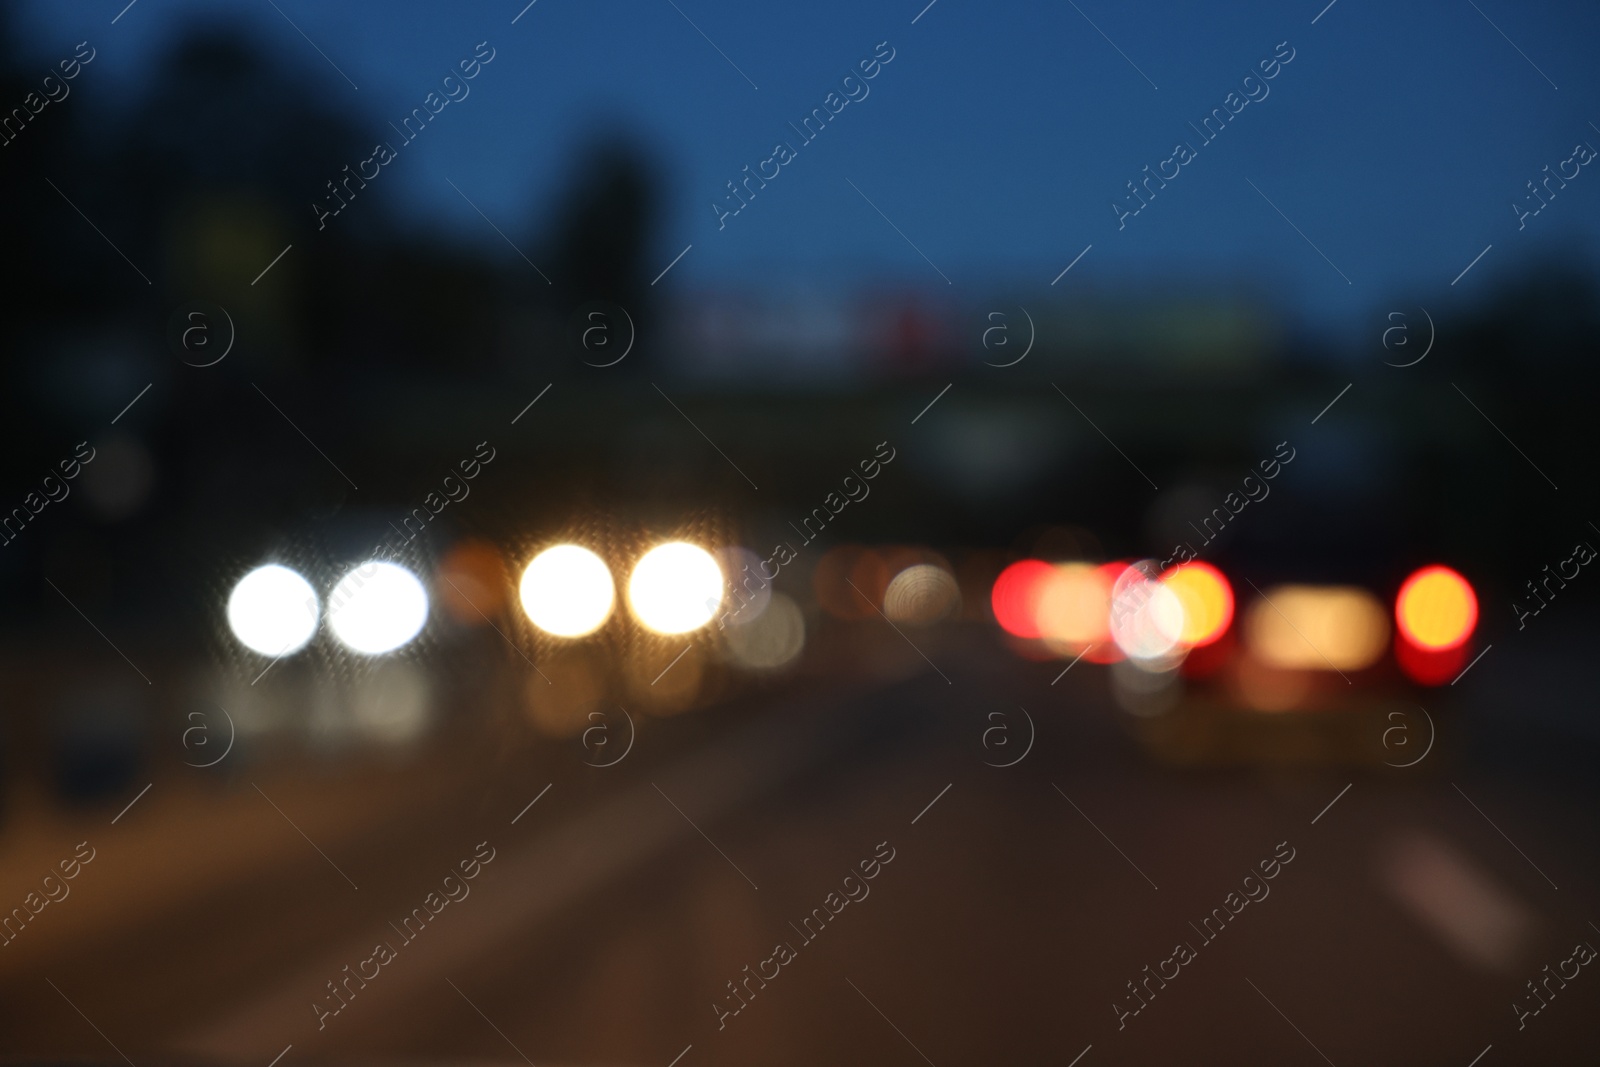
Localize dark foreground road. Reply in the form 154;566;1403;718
3;628;1598;1066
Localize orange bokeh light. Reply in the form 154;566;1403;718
1395;565;1477;651
1036;562;1114;650
1082;562;1132;662
1160;562;1234;647
436;539;509;625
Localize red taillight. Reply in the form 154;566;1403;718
991;559;1054;639
1395;630;1471;686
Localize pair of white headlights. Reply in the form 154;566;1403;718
226;561;427;657
226;542;727;659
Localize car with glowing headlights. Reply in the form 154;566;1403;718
216;533;811;751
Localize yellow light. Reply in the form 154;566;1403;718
1161;562;1234;647
628;542;724;634
1246;585;1389;671
1396;565;1477;651
519;545;615;638
1035;562;1111;648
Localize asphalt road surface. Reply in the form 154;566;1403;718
2;628;1598;1066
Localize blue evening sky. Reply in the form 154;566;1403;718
20;0;1600;348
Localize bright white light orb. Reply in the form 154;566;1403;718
519;544;616;637
1108;561;1185;663
628;542;724;634
327;561;429;655
227;564;319;657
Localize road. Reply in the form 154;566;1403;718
2;628;1598;1066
